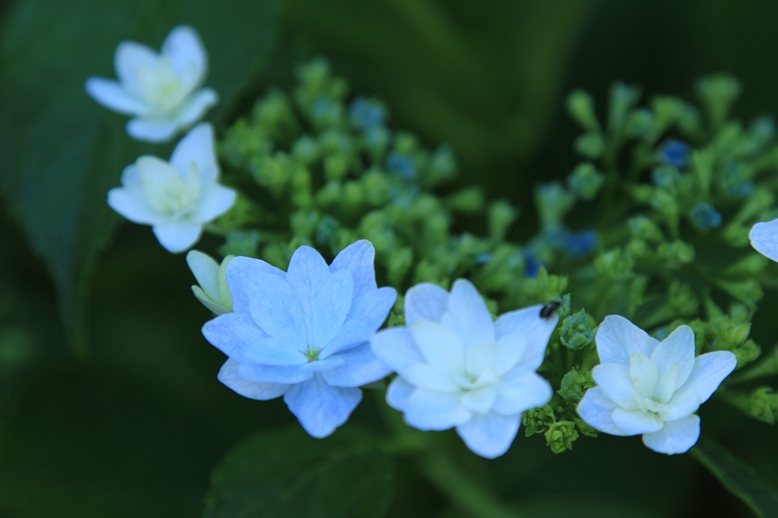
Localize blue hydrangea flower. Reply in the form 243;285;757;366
202;240;396;438
523;250;541;278
660;140;691;169
689;203;722;230
386;152;416;179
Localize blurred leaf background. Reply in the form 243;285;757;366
0;0;777;516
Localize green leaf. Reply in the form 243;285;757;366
203;426;394;518
691;435;778;518
0;0;280;358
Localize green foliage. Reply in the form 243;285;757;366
203;427;394;518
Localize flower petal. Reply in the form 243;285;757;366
152;220;202;253
629;353;659;399
403;363;461;392
460;388;498;415
411;320;466;379
344;286;396;332
85;77;146;115
225;256;285;314
186;250;220;299
370;328;425;373
193;286;229;315
650;325;696;390
162;25;207;93
404;389;472;431
577;386;627;436
312;270;353;348
675;350;737;404
284;374;362;438
243;271;307;352
456;413;520;459
386;377;415;411
318;320;373;359
611;408;664;435
440;279;495;347
329;240;377;298
595;315;659;367
202;312;266;362
107;186;162;225
114;40;157;96
174;88;219;128
495;305;558;343
286;246;331;339
592;363;639;410
492;371;552;416
170;123;219;184
321;344;392;387
217;359;288;400
191;185;236;223
659;390;700;422
494;322;553;375
238;362;312;384
126;117;180;143
642;414;700;454
404;283;449;326
749;219;778;262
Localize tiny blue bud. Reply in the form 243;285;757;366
651;165;682;187
690;202;722;230
660;140;691;169
523;250;542;278
474;252;493;265
386;152;416;179
562;230;598;259
349;97;387;130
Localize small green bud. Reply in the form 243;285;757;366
558;368;595;403
574;418;598;438
733;339;761;367
446;187;485;213
544;420;579;454
342;180;364;211
187;251;235;315
677;101;702;135
566;89;600;132
650;189;680;228
220;119;273;168
251;152;293;195
594;248;634;282
624;108;655;139
689;319;707;355
316;181;341;208
608;82;642;132
535;182;576;230
214;191;262;230
324;153;350;181
361;170;391;207
291;135;320;165
522;405;556;437
488;200;518;240
747;387;778;424
523;267;569;303
696;74;742;129
567;163;605;201
574;132;606;159
252;89;299;141
428;145;458;185
658;240;695;266
667;281;699;316
560;310;596;351
691;149;714;194
394;132;418;154
290;166;313;208
628;215;665;243
218;230;260;258
651;96;684;135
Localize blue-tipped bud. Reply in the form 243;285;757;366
562;230;598;259
385;152;416;179
690;202;722;230
349;97;387;130
660;140;691;169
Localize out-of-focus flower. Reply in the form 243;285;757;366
107;123;236;253
85;25;218;142
370;279;557;458
187;251;234;315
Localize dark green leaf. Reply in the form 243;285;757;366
203;426;394;518
692;435;778;518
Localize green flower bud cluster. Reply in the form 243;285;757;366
559;310;596;350
522;399;590;454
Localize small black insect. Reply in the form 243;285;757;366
539;301;562;319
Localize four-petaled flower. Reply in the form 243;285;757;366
187;250;234;315
107;123;236;253
749;218;778;262
577;315;737;454
85;25;218;142
370;280;558;458
202;240;396;438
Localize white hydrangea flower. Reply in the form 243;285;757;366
85;25;218;143
749;218;778;262
370;280;558;459
577;315;737;454
107;123;236;253
202;240;396;438
187;250;234;315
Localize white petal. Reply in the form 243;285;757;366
370;328;425;373
191;185;236;223
629;353;659;399
386;377;415;411
114;40;157;96
404;283;449;325
152;220;202;253
170;123;219;182
403;363;460;392
225;256;285;314
126;117;180;143
651;325;696;390
187;250;220;299
329;240;377;298
202;312;267;362
642;414;700;454
85;77;146;115
312;270;353;348
321;344;392;387
162;25;207;93
193;286;229;315
174;88;219;128
440;279;495;347
460;387;498;414
576;386;627;436
238;362;312;384
456;413;520;459
493;328;543;375
492;371;552;416
243;270;307;351
411;320;466;378
495;305;558;343
592;363;639;410
107;186;162;225
465;342;498;379
595;315;659;366
611;408;664;435
404;389;472;430
675;350;737;404
284;374;362;438
659;390;700;422
218;359;288;400
749;219;778;262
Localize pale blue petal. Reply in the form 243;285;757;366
611;408;664;435
218;359;288;400
191;185;236;223
162;25;207;92
659;391;700;422
321;344;392;387
403;363;460;392
85;77;146;115
312;270;353;348
170;123;219;185
114;40;157;96
107;187;162;225
152;220;202;253
241;336;308;366
596;315;659;366
286;246;331;341
651;325;696;390
238;362;312;384
749;219;778;262
404;283;449;326
175;89;219;128
455;413;520;459
386;378;415;411
202;312;267;362
440;279;495;348
675;350;737;403
319;320;373;359
629;353;659;399
225;257;285;314
592;363;639;410
329;240;377;298
370;328;425;373
460;388;498;414
243;270;307;352
494;305;558;372
642;414;700;454
404;389;472;431
186;250;219;299
492;371;552;416
576;386;627;436
345;286;396;332
284;374;362;438
127;118;179;143
411;320;465;378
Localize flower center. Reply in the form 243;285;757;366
136;57;189;114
